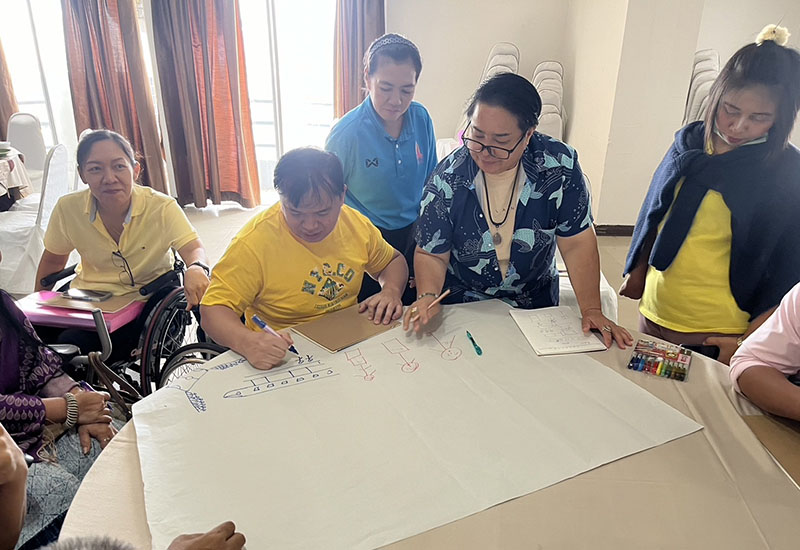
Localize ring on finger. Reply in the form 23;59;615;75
410;306;419;315
602;325;612;332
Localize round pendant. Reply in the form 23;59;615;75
493;232;502;245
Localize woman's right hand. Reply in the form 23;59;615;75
75;390;112;425
402;295;441;333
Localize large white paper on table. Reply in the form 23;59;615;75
134;300;701;550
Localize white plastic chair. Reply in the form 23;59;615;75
533;70;562;88
536;79;563;97
533;61;564;79
537;112;563;141
7;113;47;177
0;144;69;295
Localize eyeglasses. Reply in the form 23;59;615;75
111;250;135;287
462;123;526;159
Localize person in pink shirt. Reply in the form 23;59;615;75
730;281;800;421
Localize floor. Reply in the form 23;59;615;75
185;203;639;329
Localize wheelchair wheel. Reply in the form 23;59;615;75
138;287;206;395
157;342;227;389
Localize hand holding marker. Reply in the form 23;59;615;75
251;314;299;355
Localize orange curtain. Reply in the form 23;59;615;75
150;0;259;208
333;0;385;119
0;37;19;141
61;0;167;193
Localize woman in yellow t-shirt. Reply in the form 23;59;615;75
34;129;211;362
621;25;800;364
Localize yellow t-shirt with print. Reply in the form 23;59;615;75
639;179;749;333
201;203;396;330
44;185;199;299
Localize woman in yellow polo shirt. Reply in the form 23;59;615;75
621;25;800;364
34;129;211;362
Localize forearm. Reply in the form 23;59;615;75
375;253;408;296
413;248;448;296
743;308;778;339
737;366;800;421
35;251;70;291
178;239;208;265
559;231;602;314
200;305;252;355
0;464;26;550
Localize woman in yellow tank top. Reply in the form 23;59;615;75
622;25;800;364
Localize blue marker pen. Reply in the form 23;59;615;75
251;314;299;355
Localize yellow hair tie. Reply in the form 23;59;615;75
756;24;790;47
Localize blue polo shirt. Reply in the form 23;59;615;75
325;96;437;230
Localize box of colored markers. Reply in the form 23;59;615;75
626;339;692;382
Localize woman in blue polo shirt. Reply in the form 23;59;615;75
405;73;631;349
325;33;437;304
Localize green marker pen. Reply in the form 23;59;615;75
466;330;483;356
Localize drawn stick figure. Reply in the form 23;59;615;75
345;348;375;381
382;338;420;373
429;333;463;361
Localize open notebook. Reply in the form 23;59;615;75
509;306;607;355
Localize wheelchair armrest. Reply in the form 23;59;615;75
139;269;180;296
41;264;77;289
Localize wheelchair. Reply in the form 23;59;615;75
40;259;207;396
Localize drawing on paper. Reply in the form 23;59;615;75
223;358;338;399
382;338;420;373
345;348;375;381
428;333;462;361
164;357;249;413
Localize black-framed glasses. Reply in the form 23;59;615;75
111;250;135;287
462;123;526;159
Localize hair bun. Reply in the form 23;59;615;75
756;24;790;47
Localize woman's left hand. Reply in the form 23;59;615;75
358;290;403;325
77;422;118;455
581;308;633;349
184;265;210;310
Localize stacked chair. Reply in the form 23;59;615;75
682;49;720;125
531;61;566;140
437;42;521;159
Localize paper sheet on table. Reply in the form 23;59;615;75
510;306;607;355
134;300;701;550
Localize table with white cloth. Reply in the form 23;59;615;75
60;302;800;549
0;148;31;206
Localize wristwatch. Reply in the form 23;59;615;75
188;261;211;277
63;392;79;429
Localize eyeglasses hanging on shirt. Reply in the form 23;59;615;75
111;250;135;287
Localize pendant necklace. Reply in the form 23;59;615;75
482;165;520;245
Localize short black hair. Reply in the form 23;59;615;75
364;33;422;81
466;73;542;133
704;40;800;158
76;129;136;169
273;148;345;207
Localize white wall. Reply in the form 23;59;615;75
598;0;704;225
562;0;628;216
385;0;569;140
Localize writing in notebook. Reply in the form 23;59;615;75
509;306;607;356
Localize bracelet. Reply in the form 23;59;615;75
63;392;79;430
417;292;439;300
